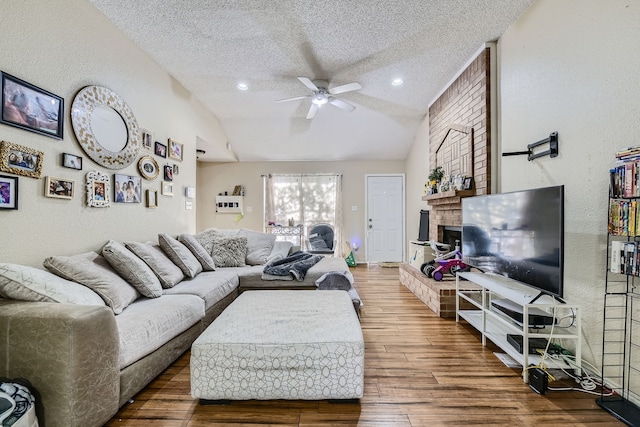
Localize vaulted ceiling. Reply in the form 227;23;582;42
88;0;534;162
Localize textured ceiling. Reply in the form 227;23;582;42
88;0;534;162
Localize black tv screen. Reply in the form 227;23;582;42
461;185;564;298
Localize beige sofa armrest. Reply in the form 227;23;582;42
0;300;120;427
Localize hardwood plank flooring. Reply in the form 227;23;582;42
106;264;620;426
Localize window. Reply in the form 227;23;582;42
264;174;342;255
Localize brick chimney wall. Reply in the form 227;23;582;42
426;47;492;241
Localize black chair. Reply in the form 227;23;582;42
307;223;335;255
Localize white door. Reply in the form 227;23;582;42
366;175;404;263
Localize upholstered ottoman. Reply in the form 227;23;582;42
190;290;364;401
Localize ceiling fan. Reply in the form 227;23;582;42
277;77;361;119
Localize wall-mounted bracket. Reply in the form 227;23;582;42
502;132;558;161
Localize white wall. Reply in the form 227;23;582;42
498;0;640;366
0;0;227;266
404;118;430;254
196;160;405;263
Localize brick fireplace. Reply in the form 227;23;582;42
400;47;493;318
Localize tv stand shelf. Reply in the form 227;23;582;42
456;271;581;382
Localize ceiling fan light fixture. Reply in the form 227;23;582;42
311;93;328;106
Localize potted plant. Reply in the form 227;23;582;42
428;166;444;193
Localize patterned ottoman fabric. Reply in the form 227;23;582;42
190;290;364;400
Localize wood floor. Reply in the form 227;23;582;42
106;264;620;426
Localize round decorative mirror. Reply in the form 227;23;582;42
71;86;140;169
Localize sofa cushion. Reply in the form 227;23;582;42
115;294;205;369
125;242;185;289
267;240;294;263
158;234;203;278
102;240;163;298
178;233;216;271
193;228;222;254
163;270;239;311
0;263;105;305
43;252;140;314
211;236;248;267
238;229;277;265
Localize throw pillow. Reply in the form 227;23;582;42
178;233;216;270
211;236;248;267
158;233;203;278
102;240;163;298
0;263;105;306
309;233;329;250
125;241;185;288
192;228;221;255
43;252;140;314
266;240;294;264
238;229;277;265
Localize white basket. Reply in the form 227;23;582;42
12;404;38;427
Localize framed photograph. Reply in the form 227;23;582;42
0;140;44;178
161;181;173;196
232;185;242;196
185;186;195;199
0;71;64;139
463;176;474;190
173;164;179;175
141;128;153;151
154;141;167;158
114;173;142;203
138;155;159;180
0;174;18;210
146;189;158;208
163;164;173;181
62;153;82;170
168;138;183;161
86;171;110;208
45;176;74;199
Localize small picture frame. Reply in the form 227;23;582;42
45;176;74;199
138;155;159;180
155;141;167;158
141;128;153;151
463;176;474;190
0;140;44;178
62;153;82;170
161;181;173;196
232;185;242;196
86;171;110;208
173;164;179;175
185;186;195;199
146;189;158;208
114;174;142;203
1;71;64;139
0;174;18;210
168;138;183;161
163;164;173;181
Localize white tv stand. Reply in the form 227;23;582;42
456;271;581;382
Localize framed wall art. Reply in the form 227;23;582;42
168;138;183;161
45;176;74;199
62;153;82;170
0;71;64;139
114;173;141;203
141;128;153;151
163;164;173;181
146;189;158;208
161;181;173;196
0;140;44;178
0;174;18;210
155;141;167;158
138;155;159;180
86;171;110;208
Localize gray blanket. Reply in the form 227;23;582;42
262;251;323;281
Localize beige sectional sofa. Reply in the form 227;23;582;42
0;228;351;427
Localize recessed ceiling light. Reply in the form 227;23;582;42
237;83;248;91
392;78;404;86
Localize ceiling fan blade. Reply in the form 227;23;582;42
306;103;319;119
276;95;310;103
329;97;356;112
328;82;361;95
298;77;319;92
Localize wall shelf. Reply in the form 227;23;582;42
215;195;243;214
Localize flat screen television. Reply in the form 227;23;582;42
461;185;564;299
